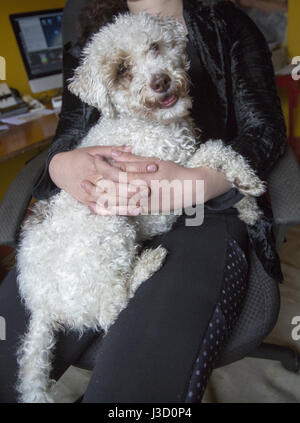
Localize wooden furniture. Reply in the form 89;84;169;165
0;111;59;163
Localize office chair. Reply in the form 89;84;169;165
0;0;299;401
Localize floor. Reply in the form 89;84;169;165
51;224;300;403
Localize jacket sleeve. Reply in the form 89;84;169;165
192;2;287;198
32;43;88;200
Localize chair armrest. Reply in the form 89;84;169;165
0;150;48;248
267;145;300;226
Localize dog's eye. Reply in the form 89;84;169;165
118;62;128;75
149;42;159;53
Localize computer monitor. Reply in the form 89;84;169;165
10;9;63;93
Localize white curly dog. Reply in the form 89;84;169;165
16;12;263;403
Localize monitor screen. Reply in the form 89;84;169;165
10;9;63;82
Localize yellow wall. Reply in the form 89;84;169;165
0;0;66;96
288;0;300;59
0;0;66;202
287;0;300;137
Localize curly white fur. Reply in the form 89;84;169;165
16;12;264;403
187;140;266;225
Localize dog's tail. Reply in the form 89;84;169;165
16;312;56;403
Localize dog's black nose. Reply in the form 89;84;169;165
150;73;171;93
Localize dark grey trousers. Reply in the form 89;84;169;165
0;208;249;403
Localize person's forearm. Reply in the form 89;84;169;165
188;166;233;205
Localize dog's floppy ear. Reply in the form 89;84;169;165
68;38;115;118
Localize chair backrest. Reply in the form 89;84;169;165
215;248;280;367
216;145;300;366
268;145;300;226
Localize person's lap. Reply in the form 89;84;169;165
0;208;249;403
82;209;249;402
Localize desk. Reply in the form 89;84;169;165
0;111;59;163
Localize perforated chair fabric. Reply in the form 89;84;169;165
268;146;300;226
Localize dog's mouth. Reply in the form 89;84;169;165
158;93;178;109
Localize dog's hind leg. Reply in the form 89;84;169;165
16;312;56;403
127;245;167;299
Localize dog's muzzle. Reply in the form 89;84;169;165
150;73;171;93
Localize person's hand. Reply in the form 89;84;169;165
98;150;232;216
85;150;207;216
111;151;194;214
49;146;159;213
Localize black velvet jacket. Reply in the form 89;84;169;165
32;0;287;283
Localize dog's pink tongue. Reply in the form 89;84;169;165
159;94;178;108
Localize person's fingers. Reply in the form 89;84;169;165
96;192;128;208
87;200;145;217
87;201;97;214
109;182;141;198
111;160;158;173
111;150;159;166
94;158;153;190
93;155;128;183
92;152;159;188
90;203;114;216
97;187;149;206
82;178;149;203
88;145;132;158
80;180;101;200
126;173;152;188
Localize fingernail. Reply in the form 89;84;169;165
81;182;86;190
112;150;122;156
147;164;157;172
131;208;141;216
124;146;132;151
